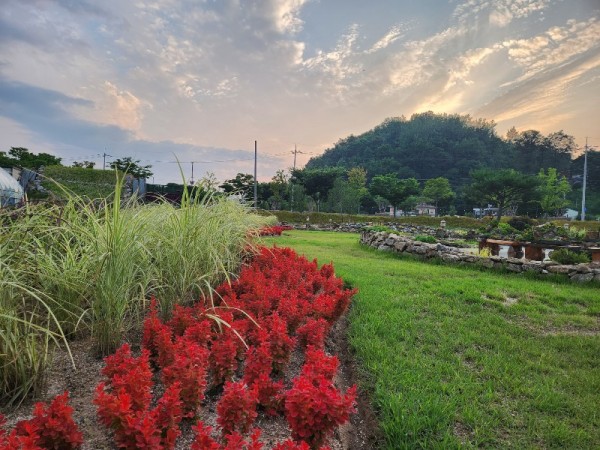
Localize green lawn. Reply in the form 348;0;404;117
265;230;600;449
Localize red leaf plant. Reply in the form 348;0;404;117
191;422;263;450
296;318;330;349
284;348;357;448
272;440;331;450
102;344;153;411
263;314;295;374
94;382;182;449
209;334;239;386
0;392;83;450
216;381;258;437
162;341;209;417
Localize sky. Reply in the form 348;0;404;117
0;0;599;184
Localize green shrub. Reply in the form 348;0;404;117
364;225;393;233
497;222;516;236
549;248;590;265
414;235;436;243
508;216;536;231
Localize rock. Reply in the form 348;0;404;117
574;264;591;274
571;273;594;283
507;263;522;272
393;241;407;252
506;258;524;265
522;263;543;273
547;265;571;274
377;244;392;252
479;259;494;268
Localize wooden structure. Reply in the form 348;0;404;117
479;239;600;262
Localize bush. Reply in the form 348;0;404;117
364;225;393;233
414;235;436;243
549;248;590;265
496;222;516;236
508;216;536;232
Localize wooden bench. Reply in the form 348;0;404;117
479;239;524;258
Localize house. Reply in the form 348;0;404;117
0;167;24;207
473;206;499;218
416;203;437;217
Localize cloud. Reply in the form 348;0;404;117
502;17;600;82
476;49;600;130
453;0;550;26
366;25;407;53
0;78;285;183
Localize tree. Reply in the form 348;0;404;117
347;167;369;213
466;168;539;220
326;178;355;213
537;168;570;216
369;174;420;216
422;177;455;215
220;173;254;199
110;157;153;178
267;170;288;210
1;147;62;168
73;161;95;169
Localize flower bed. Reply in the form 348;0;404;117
258;225;294;236
1;246;358;449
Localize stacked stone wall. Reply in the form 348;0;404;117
360;230;600;284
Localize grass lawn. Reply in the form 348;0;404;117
264;230;600;449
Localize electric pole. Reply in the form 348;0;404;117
254;140;258;209
290;144;304;211
581;137;598;221
103;150;112;170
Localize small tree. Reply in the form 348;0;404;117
110;157;153;178
538;168;570;216
73;161;95;169
369;174;420;216
422;177;455;216
1;147;62;169
467;168;539;220
220;173;254;199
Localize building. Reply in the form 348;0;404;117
416;203;437;217
0;167;24;207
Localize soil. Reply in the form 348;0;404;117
1;310;383;449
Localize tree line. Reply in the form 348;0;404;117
3;110;599;218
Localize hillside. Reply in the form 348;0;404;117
305;112;573;190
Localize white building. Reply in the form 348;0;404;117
0;168;24;207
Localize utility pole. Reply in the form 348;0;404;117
290;144;304;211
254;140;258;209
103;150;112;170
581;137;598;221
190;162;195;185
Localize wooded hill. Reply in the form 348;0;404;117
305;112;576;189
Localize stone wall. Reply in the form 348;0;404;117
360;230;600;284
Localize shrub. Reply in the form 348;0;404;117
1;392;83;450
363;225;393;233
414;235;436;243
102;344;153;411
285;374;356;448
549;248;590;265
162;341;209;417
296;318;330;349
508;216;535;231
496;222;516;236
216;381;258;437
210;334;239;386
95;382;183;449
